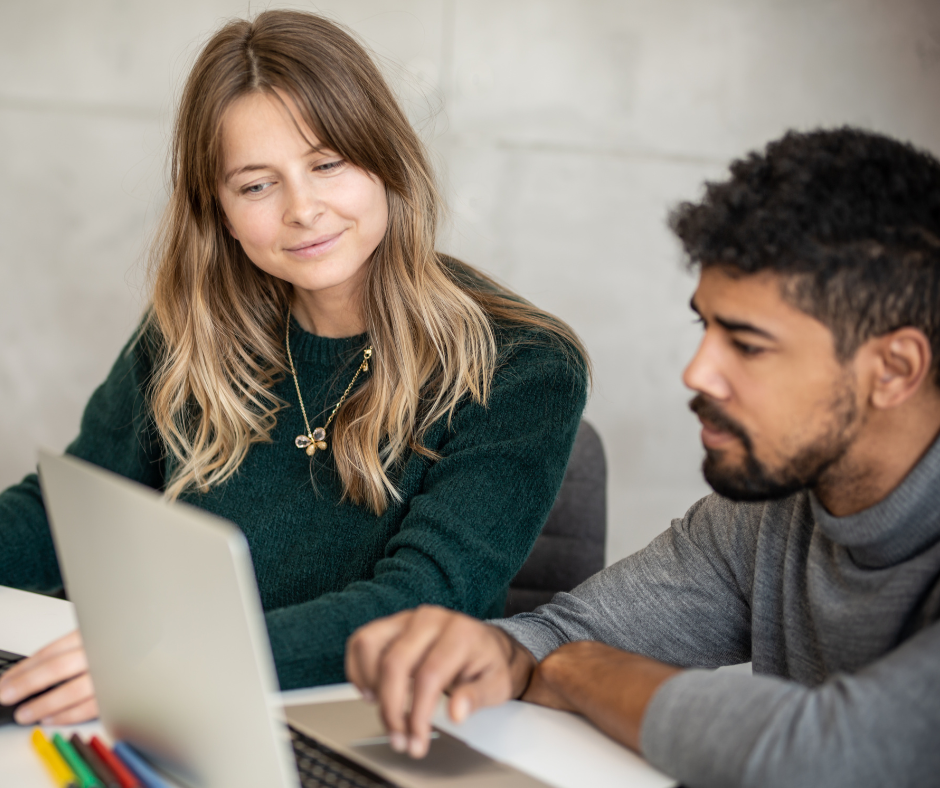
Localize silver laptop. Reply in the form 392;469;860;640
38;451;550;788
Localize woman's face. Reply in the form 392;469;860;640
217;91;388;314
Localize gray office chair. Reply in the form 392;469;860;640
504;420;606;616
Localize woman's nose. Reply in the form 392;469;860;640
284;182;324;227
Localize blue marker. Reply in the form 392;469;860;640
111;742;172;788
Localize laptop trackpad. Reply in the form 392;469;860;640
352;730;503;778
286;699;550;787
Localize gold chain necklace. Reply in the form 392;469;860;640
285;305;372;457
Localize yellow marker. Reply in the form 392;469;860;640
31;728;79;788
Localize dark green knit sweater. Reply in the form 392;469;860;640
0;322;586;688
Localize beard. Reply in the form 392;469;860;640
688;385;859;502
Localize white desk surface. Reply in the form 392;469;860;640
1;587;676;788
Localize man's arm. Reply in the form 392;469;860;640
345;606;680;759
493;493;761;666
522;641;679;752
349;609;940;788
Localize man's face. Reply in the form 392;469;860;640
683;267;862;501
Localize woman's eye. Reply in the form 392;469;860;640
315;160;344;172
243;182;271;195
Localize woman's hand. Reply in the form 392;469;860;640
0;630;99;724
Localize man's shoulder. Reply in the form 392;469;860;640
679;489;815;544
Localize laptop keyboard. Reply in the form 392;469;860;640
0;650;26;726
0;649;25;675
290;725;399;788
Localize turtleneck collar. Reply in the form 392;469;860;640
286;316;369;368
809;432;940;568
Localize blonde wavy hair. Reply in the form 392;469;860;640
146;9;589;514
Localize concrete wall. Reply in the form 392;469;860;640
2;0;938;563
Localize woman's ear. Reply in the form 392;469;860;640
222;215;239;241
867;327;933;410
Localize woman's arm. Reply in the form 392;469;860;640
0;328;163;723
0;328;163;592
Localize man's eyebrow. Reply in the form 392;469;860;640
689;298;777;340
223;146;328;184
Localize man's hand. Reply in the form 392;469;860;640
522;641;681;752
0;630;98;725
345;606;537;758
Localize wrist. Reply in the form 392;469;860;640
488;625;537;698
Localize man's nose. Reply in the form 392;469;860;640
682;333;732;401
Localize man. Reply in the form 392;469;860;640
344;128;940;788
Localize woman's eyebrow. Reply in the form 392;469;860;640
223;146;328;183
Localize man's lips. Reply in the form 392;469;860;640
285;231;343;258
698;417;739;449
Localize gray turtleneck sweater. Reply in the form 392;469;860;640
495;436;940;788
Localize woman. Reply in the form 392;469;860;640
0;10;588;724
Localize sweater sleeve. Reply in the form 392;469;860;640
0;331;163;592
492;493;757;665
641;621;940;788
265;339;588;688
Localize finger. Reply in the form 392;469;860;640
376;607;453;749
408;616;499;758
0;630;82;689
346;612;411;700
37;696;99;726
14;673;96;725
0;644;89;705
447;663;515;721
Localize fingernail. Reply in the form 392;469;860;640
453;697;470;723
389;732;407;752
0;687;15;705
408;737;425;758
14;707;34;725
361;689;375;703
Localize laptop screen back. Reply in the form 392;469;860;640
38;451;298;788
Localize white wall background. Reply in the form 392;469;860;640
2;0;939;563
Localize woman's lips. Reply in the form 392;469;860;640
286;231;343;258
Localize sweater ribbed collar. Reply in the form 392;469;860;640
287;317;370;368
809;432;940;568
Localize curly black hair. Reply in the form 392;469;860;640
669;127;940;385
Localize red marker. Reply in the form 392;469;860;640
88;737;140;788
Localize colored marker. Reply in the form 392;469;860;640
53;732;104;788
89;736;140;788
113;742;172;788
71;734;123;788
31;728;79;788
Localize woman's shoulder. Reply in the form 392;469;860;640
439;257;589;385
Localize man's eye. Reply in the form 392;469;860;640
733;340;764;356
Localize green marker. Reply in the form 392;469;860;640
52;732;104;788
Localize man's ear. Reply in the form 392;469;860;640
866;327;933;410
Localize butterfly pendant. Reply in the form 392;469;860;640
295;427;328;456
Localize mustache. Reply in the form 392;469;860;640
688;395;751;446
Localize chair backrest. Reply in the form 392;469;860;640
504;420;606;617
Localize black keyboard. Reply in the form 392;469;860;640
290;725;399;788
0;649;26;726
